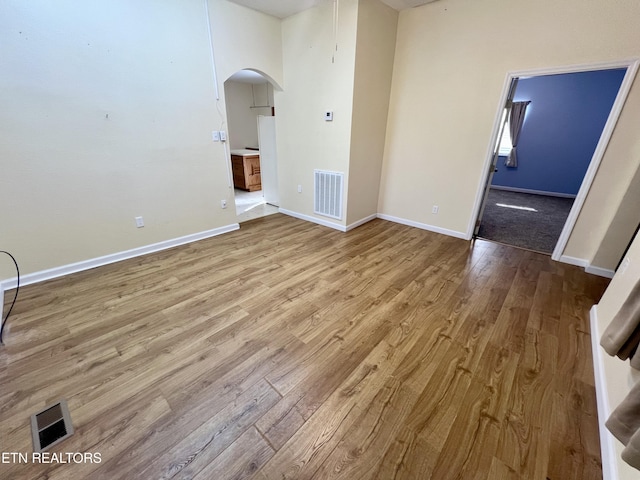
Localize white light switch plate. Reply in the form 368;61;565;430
619;257;631;274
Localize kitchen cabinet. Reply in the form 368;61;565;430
230;149;261;192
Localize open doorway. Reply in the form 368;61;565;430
224;69;279;223
473;64;635;257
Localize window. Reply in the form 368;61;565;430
496;108;512;156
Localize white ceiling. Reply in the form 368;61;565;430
227;0;322;19
227;0;438;19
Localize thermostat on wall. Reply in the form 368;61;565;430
325;111;333;121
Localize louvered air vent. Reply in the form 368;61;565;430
314;170;344;220
30;399;74;452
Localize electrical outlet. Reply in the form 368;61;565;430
432;205;439;214
221;199;227;209
212;131;220;142
135;216;144;228
297;185;302;193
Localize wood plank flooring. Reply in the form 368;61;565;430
0;214;609;479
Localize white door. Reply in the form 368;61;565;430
257;115;279;206
473;78;518;237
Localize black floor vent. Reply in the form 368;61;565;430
30;399;74;452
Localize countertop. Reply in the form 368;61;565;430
230;149;260;156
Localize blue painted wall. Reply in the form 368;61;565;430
492;68;626;195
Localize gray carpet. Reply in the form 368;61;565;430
477;189;574;254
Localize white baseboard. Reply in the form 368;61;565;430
559;255;589;268
278;208;347;232
586;265;616;279
278;208;470;239
1;223;240;290
590;305;619;480
376;213;468;240
559;255;615;279
346;214;377;232
279;209;470;240
490;185;577;199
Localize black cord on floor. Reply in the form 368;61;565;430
0;251;20;345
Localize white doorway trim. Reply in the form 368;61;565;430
258;115;279;207
468;58;640;263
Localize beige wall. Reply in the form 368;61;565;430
591;162;640;271
208;1;283;89
276;0;359;226
346;0;398;225
0;0;283;280
4;0;639;282
224;81;273;151
379;0;640;255
595;231;640;479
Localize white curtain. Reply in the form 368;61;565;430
505;101;531;168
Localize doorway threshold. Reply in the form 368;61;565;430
474;236;552;256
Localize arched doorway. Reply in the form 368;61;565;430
224;69;280;223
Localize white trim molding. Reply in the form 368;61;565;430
377;213;468;240
559;255;589;268
490;185;576;199
586;265;616;279
1;224;240;290
558;255;615;278
279;209;468;239
590;305;619;480
346;214;377;232
278;208;347;232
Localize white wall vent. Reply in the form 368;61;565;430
314;170;344;220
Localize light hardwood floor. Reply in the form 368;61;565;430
0;214;609;479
